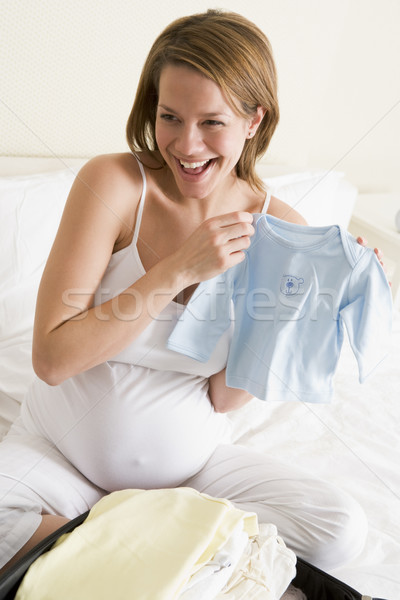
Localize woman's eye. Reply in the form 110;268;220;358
204;120;224;126
160;113;177;122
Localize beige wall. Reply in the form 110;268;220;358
1;0;399;193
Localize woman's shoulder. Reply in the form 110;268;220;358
75;152;146;211
66;153;147;249
79;151;164;186
267;194;308;225
78;152;143;186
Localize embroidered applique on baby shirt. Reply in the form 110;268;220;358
167;214;392;403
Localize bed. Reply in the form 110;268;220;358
0;156;398;599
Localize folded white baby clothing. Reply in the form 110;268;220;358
214;523;297;600
178;522;249;599
179;522;297;600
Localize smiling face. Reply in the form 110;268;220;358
155;64;262;200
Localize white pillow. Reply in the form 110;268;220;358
258;167;357;228
0;169;76;426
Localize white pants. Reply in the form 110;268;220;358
0;418;367;571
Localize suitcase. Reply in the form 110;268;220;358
0;512;389;600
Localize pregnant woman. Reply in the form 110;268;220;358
0;10;369;573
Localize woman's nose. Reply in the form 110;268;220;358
174;124;204;156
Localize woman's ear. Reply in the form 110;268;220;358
247;106;267;138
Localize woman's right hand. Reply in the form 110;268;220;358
170;211;255;286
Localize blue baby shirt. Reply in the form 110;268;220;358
167;214;392;403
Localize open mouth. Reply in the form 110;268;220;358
176;157;215;177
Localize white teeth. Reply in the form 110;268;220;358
179;159;210;169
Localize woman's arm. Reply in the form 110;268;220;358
32;154;183;385
33;156;254;386
208;368;254;413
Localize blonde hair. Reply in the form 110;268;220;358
126;9;279;191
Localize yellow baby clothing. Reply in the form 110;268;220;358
15;488;258;600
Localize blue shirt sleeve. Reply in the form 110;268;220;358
339;249;392;382
167;270;234;362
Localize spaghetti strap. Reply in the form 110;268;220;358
261;188;272;214
131;153;147;244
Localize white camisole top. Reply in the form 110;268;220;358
23;154;271;492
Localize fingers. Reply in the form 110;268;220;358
222;221;255;244
373;248;391;286
355;235;391;286
208;219;253;271
175;212;255;284
206;211;254;245
356;236;368;247
374;247;384;263
226;232;252;254
356;236;383;260
216;211;254;227
201;212;254;254
356;235;384;266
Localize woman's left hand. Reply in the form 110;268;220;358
356;236;391;285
